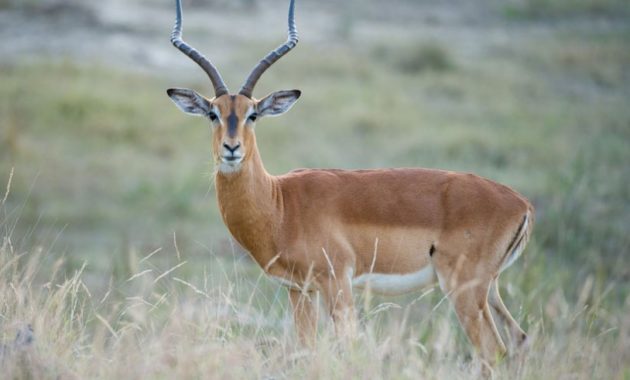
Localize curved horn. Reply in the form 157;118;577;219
171;0;229;97
239;0;298;98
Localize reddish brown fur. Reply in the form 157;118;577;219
193;93;533;371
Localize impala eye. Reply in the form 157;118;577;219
208;112;218;122
248;113;258;122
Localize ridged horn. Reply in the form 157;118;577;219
239;0;298;98
171;0;229;97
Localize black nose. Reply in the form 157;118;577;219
223;143;241;153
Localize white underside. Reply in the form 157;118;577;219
269;275;303;291
351;264;436;296
500;212;530;272
268;265;437;296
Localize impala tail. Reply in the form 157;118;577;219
500;207;535;272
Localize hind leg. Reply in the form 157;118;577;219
488;278;527;350
450;281;506;368
434;257;506;371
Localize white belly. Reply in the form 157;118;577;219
269;275;302;291
351;264;436;296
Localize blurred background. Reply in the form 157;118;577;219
0;0;629;370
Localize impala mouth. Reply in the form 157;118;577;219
219;158;243;174
221;145;243;165
221;153;243;164
221;155;242;163
219;154;244;173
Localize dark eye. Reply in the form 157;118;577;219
248;113;258;122
208;112;218;122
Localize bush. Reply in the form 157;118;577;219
374;42;455;74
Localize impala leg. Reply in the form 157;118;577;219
439;272;506;371
288;289;318;347
488;278;527;350
455;286;505;370
320;276;357;342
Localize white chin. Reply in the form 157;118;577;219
219;161;242;174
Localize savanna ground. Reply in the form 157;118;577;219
1;0;629;378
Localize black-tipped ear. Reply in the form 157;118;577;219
167;88;211;116
257;90;301;117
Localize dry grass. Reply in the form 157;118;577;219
1;227;628;379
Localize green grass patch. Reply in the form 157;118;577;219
504;0;630;19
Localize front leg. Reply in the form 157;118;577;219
288;289;318;346
319;274;358;342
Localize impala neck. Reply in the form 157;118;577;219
215;143;280;266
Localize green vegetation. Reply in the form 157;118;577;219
373;42;455;74
1;3;629;378
504;0;630;18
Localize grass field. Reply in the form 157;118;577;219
1;0;629;378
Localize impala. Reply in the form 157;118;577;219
166;0;534;371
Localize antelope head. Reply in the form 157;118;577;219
166;0;301;174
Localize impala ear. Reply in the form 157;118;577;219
167;88;211;116
257;90;301;117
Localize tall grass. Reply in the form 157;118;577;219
1;203;628;379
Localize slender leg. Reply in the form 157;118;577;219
488;278;527;350
454;286;505;364
288;289;318;346
319;275;357;342
437;268;506;373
